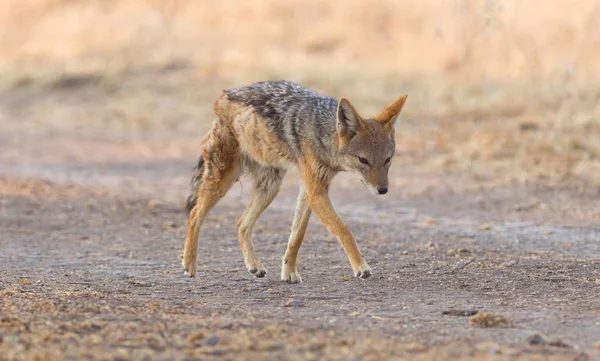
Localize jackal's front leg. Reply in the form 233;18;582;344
300;166;372;279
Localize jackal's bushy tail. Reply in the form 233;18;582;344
185;156;204;214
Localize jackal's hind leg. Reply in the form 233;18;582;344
182;154;240;277
237;166;284;278
281;186;311;283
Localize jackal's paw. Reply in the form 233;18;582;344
281;265;302;284
247;264;267;278
182;258;197;277
354;263;372;279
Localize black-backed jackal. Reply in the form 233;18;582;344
182;81;407;283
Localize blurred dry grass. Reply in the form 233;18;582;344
1;0;600;185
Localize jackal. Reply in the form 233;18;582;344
182;80;407;283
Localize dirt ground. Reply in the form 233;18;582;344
1;76;599;361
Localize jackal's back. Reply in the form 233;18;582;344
224;81;338;159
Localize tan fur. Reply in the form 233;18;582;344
182;113;242;276
281;186;311;283
296;157;370;277
182;85;407;282
374;94;408;132
218;96;296;167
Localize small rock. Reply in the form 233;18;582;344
260;342;285;351
127;279;152;287
308;343;325;352
457;248;472;255
512;200;542;212
221;322;234;330
547;339;571;348
187;331;205;344
519;122;539;131
447;248;473;257
160;222;178;230
201;334;220;346
284;299;305;308
527;334;547;345
475;223;494;231
443;310;478;317
470;312;512;328
422;217;438;226
503;260;518;267
426;241;439;250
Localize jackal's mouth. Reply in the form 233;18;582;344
360;179;380;195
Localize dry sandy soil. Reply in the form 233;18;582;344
1;1;600;360
1;71;599;361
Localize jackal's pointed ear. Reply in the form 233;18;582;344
336;98;364;138
374;94;408;131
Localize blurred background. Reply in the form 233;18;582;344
1;0;600;193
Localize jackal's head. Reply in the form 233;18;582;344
336;94;408;195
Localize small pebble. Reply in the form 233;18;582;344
284;299;305;307
201;334;220;346
527;334;547;345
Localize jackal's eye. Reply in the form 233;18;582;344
385;157;392;165
358;157;369;165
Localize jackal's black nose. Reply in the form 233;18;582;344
377;186;388;195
